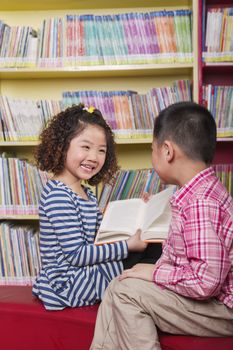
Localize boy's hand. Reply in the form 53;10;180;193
141;192;151;202
127;229;148;252
119;263;155;282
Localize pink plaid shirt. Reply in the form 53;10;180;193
153;167;233;310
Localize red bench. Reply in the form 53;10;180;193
0;286;232;350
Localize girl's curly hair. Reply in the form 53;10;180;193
34;103;119;186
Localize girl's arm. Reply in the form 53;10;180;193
42;189;128;267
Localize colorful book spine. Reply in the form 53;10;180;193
0;157;49;215
0;222;41;285
203;7;233;62
202;84;233;137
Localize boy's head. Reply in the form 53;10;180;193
153;101;217;165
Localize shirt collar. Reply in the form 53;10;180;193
171;167;215;208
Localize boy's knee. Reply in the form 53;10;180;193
104;277;122;296
113;278;143;297
104;278;136;301
112;278;169;306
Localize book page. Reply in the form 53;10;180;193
141;202;172;242
95;198;145;244
94;232;131;245
95;186;174;245
141;186;175;232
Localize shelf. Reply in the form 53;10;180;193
202;63;233;85
217;137;233;142
214;141;233;164
0;137;153;147
0;215;39;220
205;0;233;6
0;64;193;80
116;137;152;144
0;0;192;11
0;141;39;146
204;63;233;67
203;63;233;74
1;137;231;147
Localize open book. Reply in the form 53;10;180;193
95;186;175;245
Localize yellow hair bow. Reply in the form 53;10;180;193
83;106;95;113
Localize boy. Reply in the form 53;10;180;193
90;102;233;349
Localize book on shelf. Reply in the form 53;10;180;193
202;84;233;137
0;8;193;69
98;168;164;211
95;185;175;245
0;79;192;142
203;6;233;62
0;156;49;215
0;222;41;285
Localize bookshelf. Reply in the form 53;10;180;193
0;0;199;198
1;0;232;284
198;0;233;164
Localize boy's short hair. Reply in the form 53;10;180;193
153;101;217;164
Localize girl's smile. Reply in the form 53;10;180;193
55;124;107;193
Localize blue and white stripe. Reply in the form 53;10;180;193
32;179;128;310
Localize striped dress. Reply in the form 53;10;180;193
32;179;128;310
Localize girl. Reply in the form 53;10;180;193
32;104;146;310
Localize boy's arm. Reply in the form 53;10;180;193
153;199;232;299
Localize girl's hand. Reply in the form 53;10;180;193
119;263;155;282
127;229;148;252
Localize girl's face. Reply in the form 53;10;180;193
61;124;107;185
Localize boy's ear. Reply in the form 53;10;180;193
163;141;174;162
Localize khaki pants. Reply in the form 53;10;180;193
90;278;233;350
